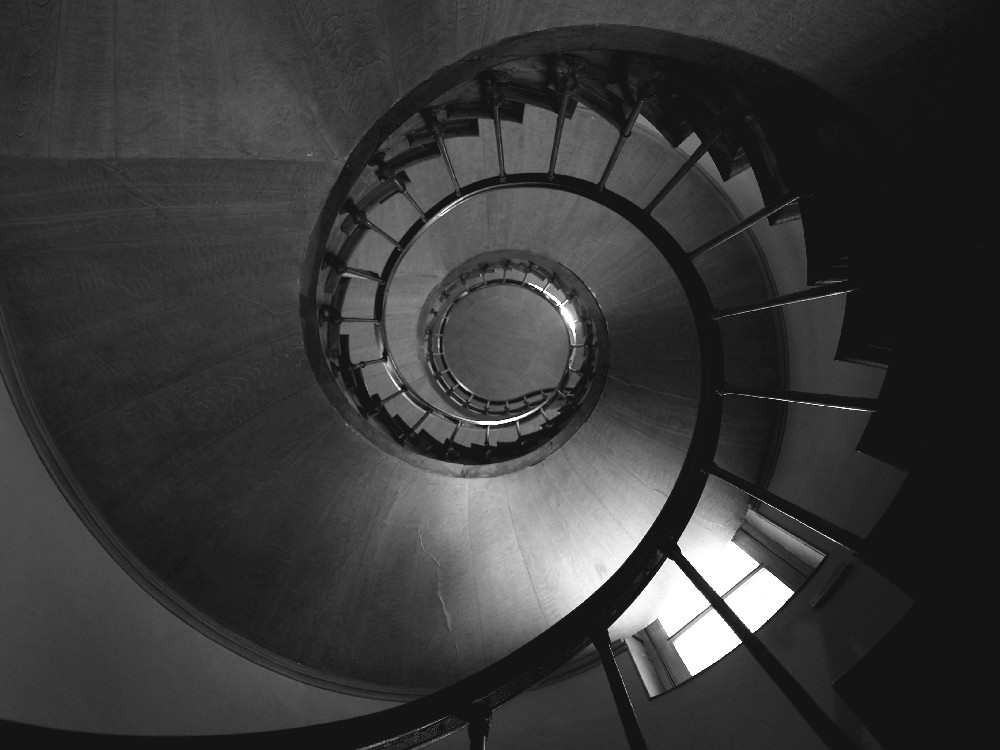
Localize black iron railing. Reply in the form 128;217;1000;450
299;37;873;749
319;180;610;466
422;256;597;419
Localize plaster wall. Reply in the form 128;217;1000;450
0;374;396;734
1;357;912;744
0;0;961;739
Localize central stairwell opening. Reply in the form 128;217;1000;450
291;29;897;748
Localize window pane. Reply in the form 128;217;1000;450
672;610;740;675
658;543;758;637
657;572;709;637
727;568;794;631
672;569;794;677
699;542;759;594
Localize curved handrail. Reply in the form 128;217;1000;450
305;165;725;747
423;258;593;418
296;31;873;748
322;170;612;463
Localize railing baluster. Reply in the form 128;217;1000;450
548;60;580;180
720;386;878;412
324;253;386;287
594;629;649;750
644;130;722;213
403;410;430;442
349;356;387;372
707;463;864;551
467;706;491;750
380;387;405;406
369;151;426;219
367;223;401;249
301;53;884;749
666;544;859;750
598;83;652;190
343;199;403;249
425;110;462;196
488;77;507;182
712;281;857;319
688;194;800;260
342;267;385;284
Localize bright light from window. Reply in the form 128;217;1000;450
658;573;709;637
658;545;759;637
669;542;795;676
700;542;758;594
725;568;793;631
673;609;740;674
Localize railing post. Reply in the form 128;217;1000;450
707;463;864;551
644;130;722;213
424;109;462;195
369;150;425;219
594;629;648;750
598;82;652;190
711;281;858;319
342;199;403;249
488;75;507;182
687;194;799;260
548;58;581;180
467;705;491;750
719;386;878;412
664;543;860;749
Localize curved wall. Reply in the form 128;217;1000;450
1;0;977;742
0;374;911;746
0;375;396;734
0;57;785;692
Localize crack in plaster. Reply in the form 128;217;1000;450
415;525;454;636
384;521;456;644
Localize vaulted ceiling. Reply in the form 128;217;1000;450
0;0;977;695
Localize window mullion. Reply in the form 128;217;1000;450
668;563;763;642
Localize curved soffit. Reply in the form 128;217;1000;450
1;20;789;693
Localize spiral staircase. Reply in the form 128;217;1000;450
0;2;982;748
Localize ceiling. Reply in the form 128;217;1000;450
6;0;968;695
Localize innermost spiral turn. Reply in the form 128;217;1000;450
442;284;570;402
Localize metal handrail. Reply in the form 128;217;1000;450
298;41;875;749
423;258;595;419
322;172;608;461
307;162;724;746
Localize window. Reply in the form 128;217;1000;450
626;510;824;697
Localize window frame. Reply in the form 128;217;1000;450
627;510;824;698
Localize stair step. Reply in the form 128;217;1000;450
798;196;853;284
737;114;798;224
835;288;894;368
855;358;924;470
